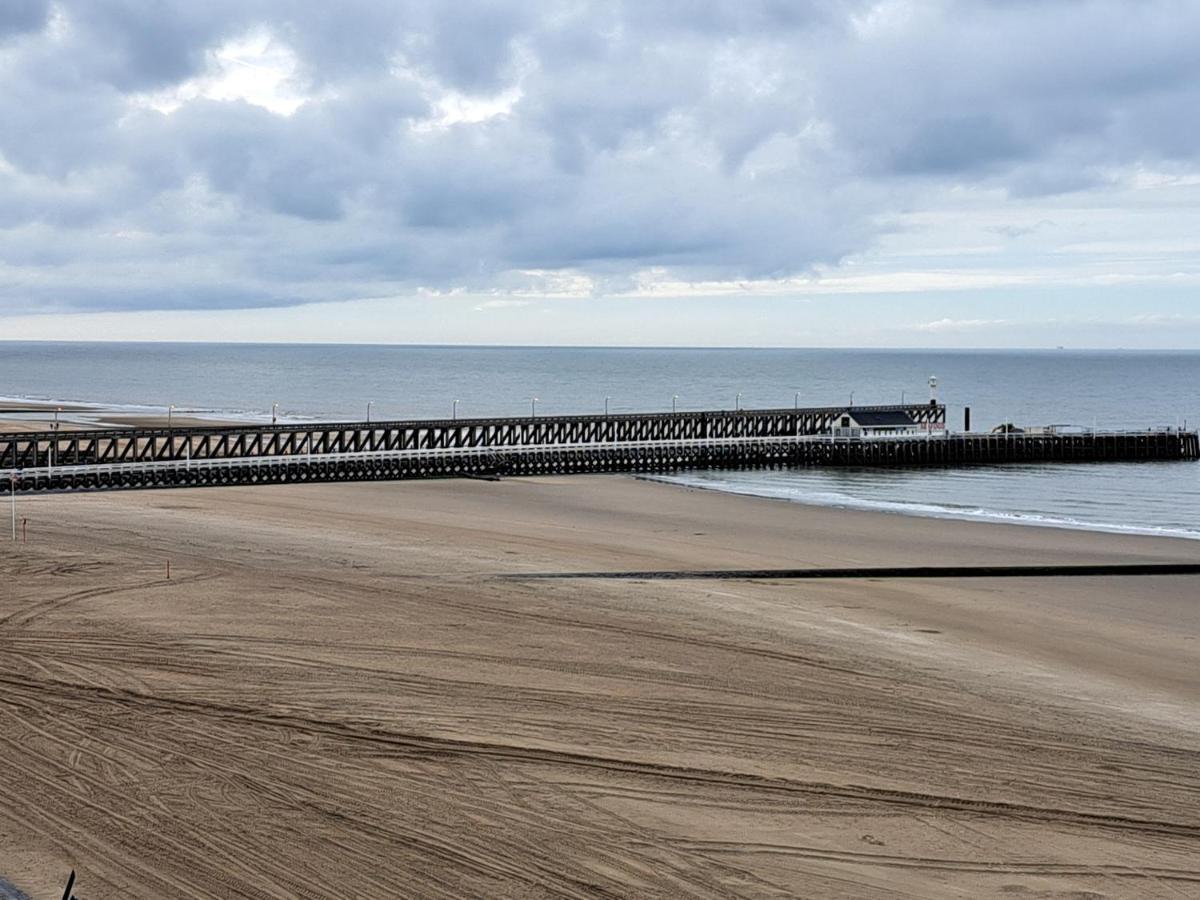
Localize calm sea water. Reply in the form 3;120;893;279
2;342;1198;538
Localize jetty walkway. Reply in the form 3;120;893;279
2;403;1196;494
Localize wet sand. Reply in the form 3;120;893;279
1;475;1198;898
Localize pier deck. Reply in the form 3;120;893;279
2;404;1196;494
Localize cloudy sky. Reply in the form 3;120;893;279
2;0;1199;347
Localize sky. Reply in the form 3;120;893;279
1;0;1199;348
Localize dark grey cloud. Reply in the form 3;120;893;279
0;0;1198;314
0;0;49;38
821;0;1200;180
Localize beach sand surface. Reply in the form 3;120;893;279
1;475;1198;898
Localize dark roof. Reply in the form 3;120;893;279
845;410;917;427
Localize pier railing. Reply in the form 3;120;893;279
0;403;944;470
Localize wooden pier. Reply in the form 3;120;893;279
2;404;1196;494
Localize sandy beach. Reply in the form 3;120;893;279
0;400;241;433
1;474;1199;898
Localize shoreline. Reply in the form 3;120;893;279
1;398;309;429
644;470;1200;543
0;397;284;431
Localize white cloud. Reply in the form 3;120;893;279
913;317;1010;333
472;298;532;311
130;29;311;116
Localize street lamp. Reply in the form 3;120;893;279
366;401;373;424
168;404;175;429
604;396;611;416
849;391;855;408
672;395;678;414
452;399;460;421
271;402;278;425
794;392;800;411
735;392;742;412
531;397;539;418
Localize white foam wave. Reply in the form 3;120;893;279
649;474;1200;541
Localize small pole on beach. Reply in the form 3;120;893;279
9;474;15;541
21;518;27;543
166;559;170;580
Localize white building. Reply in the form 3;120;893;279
831;409;923;438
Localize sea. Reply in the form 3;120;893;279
2;342;1198;539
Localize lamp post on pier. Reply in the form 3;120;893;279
531;397;539;418
735;392;742;412
452;399;460;421
50;407;60;474
604;396;610;416
271;403;278;425
168;404;175;430
366;401;373;424
672;395;678;414
849;391;855;408
794;392;800;411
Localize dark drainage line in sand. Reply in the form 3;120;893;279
500;563;1200;581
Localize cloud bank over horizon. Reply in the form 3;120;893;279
2;0;1200;344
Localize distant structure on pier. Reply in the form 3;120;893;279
832;409;928;438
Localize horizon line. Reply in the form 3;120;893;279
2;339;1198;353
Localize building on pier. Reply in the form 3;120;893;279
832;409;923;438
